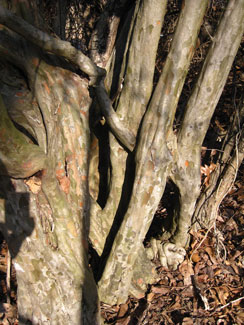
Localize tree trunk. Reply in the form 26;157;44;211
0;2;100;323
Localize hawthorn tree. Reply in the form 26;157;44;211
0;0;244;324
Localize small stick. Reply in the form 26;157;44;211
217;296;244;310
6;248;11;304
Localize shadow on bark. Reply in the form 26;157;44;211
0;159;34;323
0;160;34;257
96;150;136;281
145;179;181;243
18;315;33;325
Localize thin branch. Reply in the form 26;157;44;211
95;79;136;152
179;0;244;147
0;5;105;84
217;296;244;310
6;249;11;304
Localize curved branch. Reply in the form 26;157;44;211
0;198;4;224
95;80;136;151
0;95;47;178
0;5;105;84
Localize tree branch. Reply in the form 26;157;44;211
98;0;209;304
89;0;168;244
178;0;244;147
0;198;4;224
95;79;136;151
0;5;136;152
0;5;105;84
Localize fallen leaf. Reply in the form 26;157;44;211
151;286;170;295
236;312;244;323
168;295;181;311
215;286;230;305
182;317;194;325
191;252;201;263
179;259;194;286
118;303;128;318
205;247;218;264
24;176;41;194
147;292;155;302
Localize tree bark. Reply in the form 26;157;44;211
98;0;209;304
0;2;100;322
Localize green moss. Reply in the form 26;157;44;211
138;27;143;41
127;66;132;75
127;228;135;239
183;37;192;47
148;24;154;34
31;259;43;281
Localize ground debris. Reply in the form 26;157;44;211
100;166;244;324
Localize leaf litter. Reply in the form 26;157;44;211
100;167;244;324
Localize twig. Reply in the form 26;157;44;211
95;79;136;152
6;248;11;304
191;275;210;311
190;223;214;261
0;5;105;84
217;296;244;310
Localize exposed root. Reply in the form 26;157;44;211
147;239;186;271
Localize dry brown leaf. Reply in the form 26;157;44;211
196;274;208;283
215;286;230;305
230;250;243;263
201;163;216;187
147;292;155;302
151;285;171;295
116;316;131;325
208;288;218;305
162;311;175;324
182;317;194;325
24;176;41;194
168;295;181;311
233;187;244;197
191;252;201;263
236;312;244;323
179;260;194;286
231;262;241;274
118;303;128;318
214;268;223;276
205;247;218;264
194;261;203;275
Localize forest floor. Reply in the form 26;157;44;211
99;2;244;323
100;170;244;324
0;1;244;324
0;169;243;325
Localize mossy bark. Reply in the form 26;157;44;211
0;2;100;322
